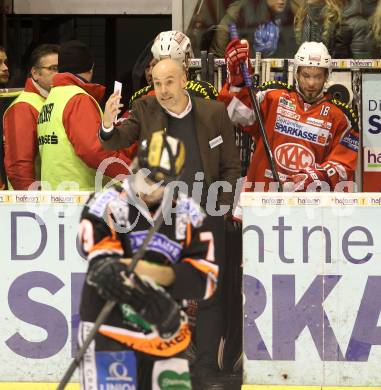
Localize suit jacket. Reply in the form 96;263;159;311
100;95;241;208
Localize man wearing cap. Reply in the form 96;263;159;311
3;44;59;190
37;40;132;191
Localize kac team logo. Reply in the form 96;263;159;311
275;143;315;173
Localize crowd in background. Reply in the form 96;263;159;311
188;0;381;59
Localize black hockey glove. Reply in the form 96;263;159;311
87;256;181;339
126;274;182;339
86;256;134;302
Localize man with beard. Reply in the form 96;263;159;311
219;40;359;194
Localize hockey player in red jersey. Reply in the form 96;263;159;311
219;40;359;193
77;131;220;389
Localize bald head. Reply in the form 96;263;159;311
152;58;186;79
152;58;188;114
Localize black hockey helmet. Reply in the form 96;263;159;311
137;130;185;184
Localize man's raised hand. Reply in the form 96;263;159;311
103;92;124;128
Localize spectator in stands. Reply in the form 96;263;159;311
369;0;381;56
362;0;378;17
0;46;10;189
209;0;297;59
37;40;132;191
294;0;372;58
3;44;59;190
290;0;303;14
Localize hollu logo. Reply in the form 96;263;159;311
279;96;296;111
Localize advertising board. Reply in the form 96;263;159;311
242;192;381;388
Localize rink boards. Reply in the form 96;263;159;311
0;191;381;388
242;193;381;388
0;191;88;387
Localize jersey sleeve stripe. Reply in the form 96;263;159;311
88;236;124;260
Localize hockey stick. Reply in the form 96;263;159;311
207;52;215;85
253;51;261;88
229;24;283;191
57;193;171;390
201;50;208;81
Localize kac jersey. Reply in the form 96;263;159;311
219;80;359;191
78;185;219;357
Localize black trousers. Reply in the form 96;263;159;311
194;218;243;375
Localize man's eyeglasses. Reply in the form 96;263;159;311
38;65;58;72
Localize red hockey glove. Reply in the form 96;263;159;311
225;38;253;86
290;166;331;192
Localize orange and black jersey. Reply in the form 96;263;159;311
78;186;220;356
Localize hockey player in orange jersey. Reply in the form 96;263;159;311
219;40;359;193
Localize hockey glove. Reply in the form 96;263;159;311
86;256;134;302
253;20;280;56
225;38;253;86
125;274;182;339
87;256;181;339
290;166;331;192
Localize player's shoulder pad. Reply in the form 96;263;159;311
329;98;359;132
83;187;122;220
176;195;206;228
258;80;293;91
185;79;218;100
129;85;154;107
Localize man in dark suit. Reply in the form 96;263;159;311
100;58;241;389
101;58;240;210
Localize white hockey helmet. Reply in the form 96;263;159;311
294;41;332;76
293;41;332;102
151;30;194;66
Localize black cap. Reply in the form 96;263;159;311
58;40;94;74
